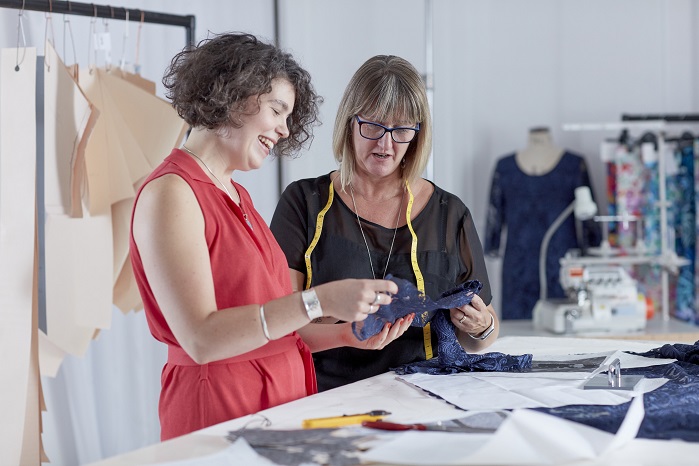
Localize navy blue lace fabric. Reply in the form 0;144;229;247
626;340;699;364
353;275;533;374
534;341;699;442
352;275;483;340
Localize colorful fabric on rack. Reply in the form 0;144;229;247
669;140;696;323
613;145;645;250
695;139;699;322
606;159;619;245
634;143;662;312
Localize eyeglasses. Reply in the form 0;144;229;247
354;115;420;143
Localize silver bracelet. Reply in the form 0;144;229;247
301;288;323;321
259;305;272;341
468;314;495;341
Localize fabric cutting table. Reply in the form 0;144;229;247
89;335;699;466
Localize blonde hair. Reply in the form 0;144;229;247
332;55;432;190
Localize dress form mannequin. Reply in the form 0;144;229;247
515;127;564;175
486;129;600;320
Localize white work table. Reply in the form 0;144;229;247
90;336;699;466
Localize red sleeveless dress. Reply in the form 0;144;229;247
130;149;316;440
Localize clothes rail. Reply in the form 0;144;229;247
0;0;194;333
562;115;699;323
621;113;699;122
0;0;196;45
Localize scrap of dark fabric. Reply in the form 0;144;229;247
355;275;533;374
352;274;483;341
625;340;699;364
393;309;532;374
226;428;369;466
534;360;699;442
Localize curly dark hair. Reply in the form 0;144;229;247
163;32;322;157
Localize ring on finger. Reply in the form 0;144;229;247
458;314;467;324
372;292;382;305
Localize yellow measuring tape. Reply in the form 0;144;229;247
303;176;433;360
303;180;335;290
405;180;432;360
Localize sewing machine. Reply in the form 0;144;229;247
532;254;648;335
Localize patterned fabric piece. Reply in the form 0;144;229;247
352;274;483;340
635;145;662;316
536;342;699;442
614;145;645;250
627;340;699;364
372;278;532;374
671;141;696;323
392;310;533;374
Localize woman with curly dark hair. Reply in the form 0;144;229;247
130;33;397;440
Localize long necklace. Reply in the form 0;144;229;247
181;144;253;229
349;183;404;280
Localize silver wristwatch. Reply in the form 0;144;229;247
301;288;323;321
468;314;495;341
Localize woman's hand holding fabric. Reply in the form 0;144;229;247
450;294;489;335
315;279;399;323
350;313;415;350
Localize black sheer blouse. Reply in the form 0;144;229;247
270;173;492;391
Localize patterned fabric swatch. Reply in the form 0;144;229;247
536;341;699;442
352;275;533;374
352;275;483;341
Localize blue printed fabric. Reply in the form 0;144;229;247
535;361;699;442
352;275;483;340
355;275;533;374
534;341;699;442
626;340;699;365
392;309;533;374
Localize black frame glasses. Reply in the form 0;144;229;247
354;115;420;143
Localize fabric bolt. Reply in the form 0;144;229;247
635;143;662;312
485;152;600;320
613;145;645;250
130;149;316;440
605;158;619;245
669;138;695;323
695;138;699;321
271;173;492;391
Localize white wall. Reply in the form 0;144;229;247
1;0;697;463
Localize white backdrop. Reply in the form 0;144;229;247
0;0;697;464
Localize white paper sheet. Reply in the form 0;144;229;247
398;351;671;410
0;46;38;466
361;395;646;465
45;214;113;356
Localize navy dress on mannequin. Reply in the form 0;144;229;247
485;129;599;320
